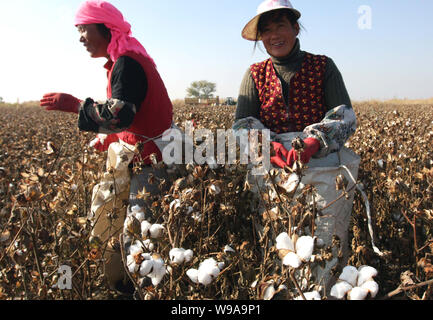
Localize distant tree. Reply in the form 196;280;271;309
186;80;216;99
0;97;3;103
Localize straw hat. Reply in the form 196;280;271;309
242;0;301;41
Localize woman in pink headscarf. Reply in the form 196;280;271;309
40;0;173;295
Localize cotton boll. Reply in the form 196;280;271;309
186;269;199;284
200;258;218;270
142;239;154;251
217;262;225;270
361;280;379;298
139;260;154;277
209;184;221;195
330;281;353;299
151;255;165;271
150;224;165;239
141;221;152;238
170;248;185;265
263;284;276;300
141;253;152;260
357;266;378;287
128;242;143;256
126;255;138;274
208;266;221;279
347;287;369;300
197;269;213;286
339;266;359;287
148;255;166;286
183;249;194;263
224;245;235;253
295;236;315;262
294;291;322;300
150;266;166;286
169;199;181;212
276;232;295;251
134;211;146;223
281;173;300;193
282;251;302;269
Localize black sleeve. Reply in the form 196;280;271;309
78;56;148;134
110;56;148;108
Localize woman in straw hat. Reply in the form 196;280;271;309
235;0;357;168
39;0;173;295
234;0;361;297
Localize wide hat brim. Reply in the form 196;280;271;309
242;7;301;41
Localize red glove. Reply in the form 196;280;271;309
40;93;81;113
270;138;321;169
89;134;119;152
270;142;291;168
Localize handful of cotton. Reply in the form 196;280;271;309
186;258;225;286
169;248;194;265
276;233;315;269
330;265;379;300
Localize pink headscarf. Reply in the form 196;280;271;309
74;0;155;66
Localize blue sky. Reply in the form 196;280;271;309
0;0;432;103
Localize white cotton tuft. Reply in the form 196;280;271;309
347;286;369;300
361;280;379;298
186;269;199;284
263;284;276;300
126;255;138;274
217;262;225;270
139;260;154;277
330;281;353;300
141;221;152;237
183;249;194;263
134;211;146;222
276;232;295;251
224;245;235;253
170;248;185;265
282;251;302;269
339;266;359;287
170;199;181;212
357;265;378;287
150;224;165;239
197;269;213;286
295;236;315;262
294;291;322;300
281;173;300;193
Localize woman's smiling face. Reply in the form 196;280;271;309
259;13;299;58
77;24;110;58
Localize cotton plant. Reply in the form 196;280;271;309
275;232;315;269
126;251;167;286
124;205;165;240
330;265;379;300
186;258;225;286
169;248;194;265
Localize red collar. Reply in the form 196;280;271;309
104;59;114;71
